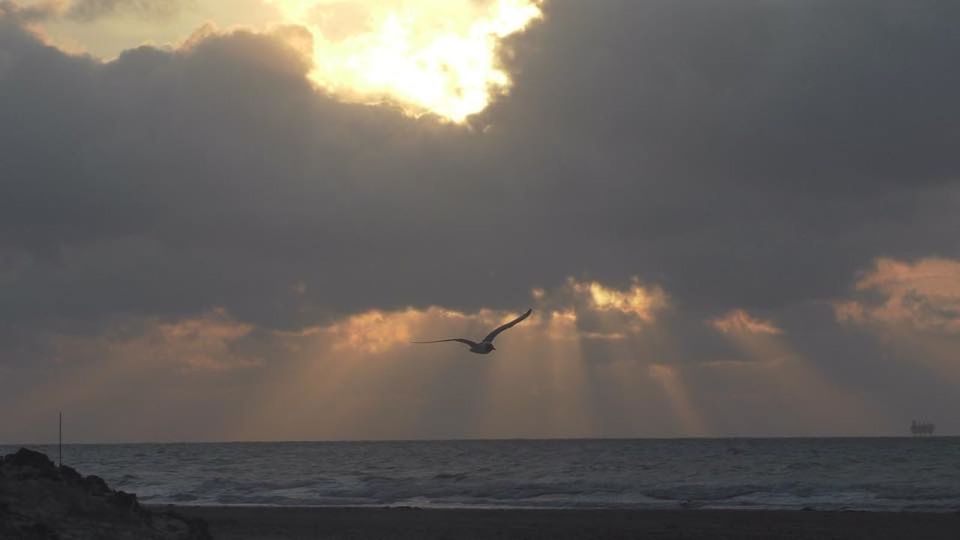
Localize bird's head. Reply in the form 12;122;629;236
490;345;496;351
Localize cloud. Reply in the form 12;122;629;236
830;257;960;422
268;0;544;121
0;279;664;441
836;257;960;335
50;308;261;372
322;307;468;353
0;270;949;441
292;277;669;356
571;279;667;321
0;0;60;21
4;0;959;331
3;0;960;440
65;1;185;21
1;1;185;23
710;309;782;336
0;276;681;441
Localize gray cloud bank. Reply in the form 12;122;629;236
66;0;184;21
2;0;959;440
0;0;184;22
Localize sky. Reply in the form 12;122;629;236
1;0;959;443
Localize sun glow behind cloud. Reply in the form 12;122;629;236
835;257;960;386
573;279;668;321
1;274;911;441
10;0;542;121
710;309;782;336
267;0;542;122
706;308;880;434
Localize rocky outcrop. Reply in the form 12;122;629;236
0;448;210;540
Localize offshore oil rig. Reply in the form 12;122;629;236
910;420;935;435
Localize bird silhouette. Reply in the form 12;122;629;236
412;308;532;354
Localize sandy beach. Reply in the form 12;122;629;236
166;506;960;539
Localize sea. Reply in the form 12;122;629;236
4;438;959;512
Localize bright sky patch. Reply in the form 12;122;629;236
268;0;542;122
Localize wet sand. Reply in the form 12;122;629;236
165;506;960;539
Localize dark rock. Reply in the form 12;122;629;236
58;464;82;485
84;474;112;497
0;448;210;539
27;522;60;540
4;449;61;482
1;507;61;540
6;448;54;469
111;490;141;512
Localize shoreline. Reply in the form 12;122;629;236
163;505;960;539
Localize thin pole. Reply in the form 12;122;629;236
59;412;62;468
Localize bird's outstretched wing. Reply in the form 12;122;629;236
482;308;533;344
412;338;479;347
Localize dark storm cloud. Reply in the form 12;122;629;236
486;0;960;309
1;0;959;370
0;16;520;332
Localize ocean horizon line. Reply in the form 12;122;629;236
4;434;956;447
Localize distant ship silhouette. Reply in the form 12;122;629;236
910;420;935;436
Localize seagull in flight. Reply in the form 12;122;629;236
413;308;533;354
